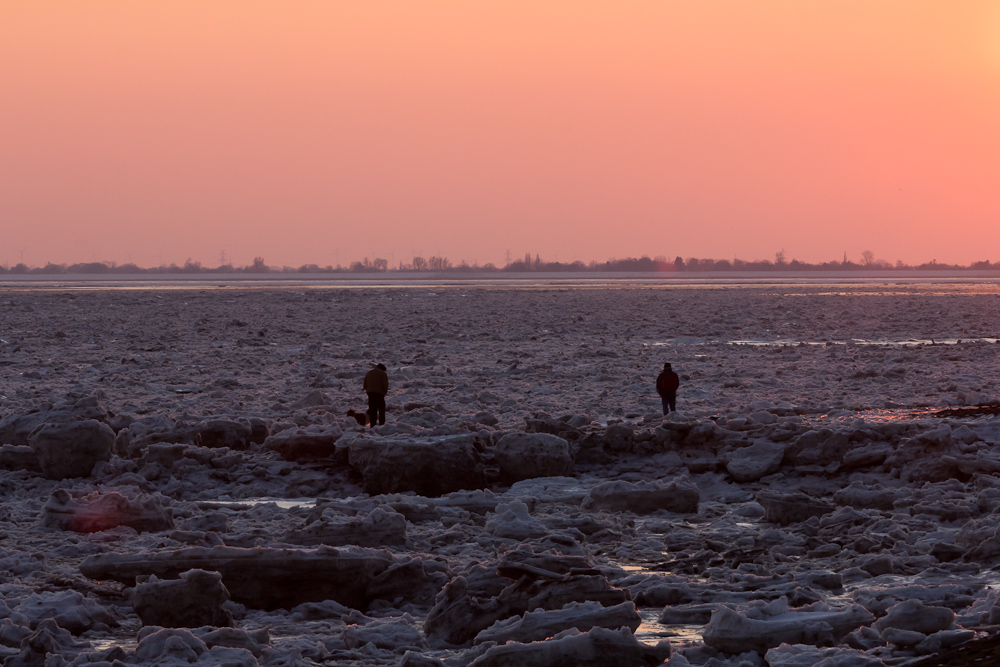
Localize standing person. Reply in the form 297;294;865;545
656;362;680;415
363;363;389;427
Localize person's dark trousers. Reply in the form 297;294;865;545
661;392;676;415
367;392;386;426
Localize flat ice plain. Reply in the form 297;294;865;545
1;276;1000;666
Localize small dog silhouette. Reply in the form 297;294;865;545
347;409;368;426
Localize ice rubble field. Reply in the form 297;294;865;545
1;282;1000;666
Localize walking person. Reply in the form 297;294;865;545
363;362;389;427
656;362;680;415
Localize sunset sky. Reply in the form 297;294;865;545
2;2;999;269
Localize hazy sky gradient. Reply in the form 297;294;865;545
2;2;999;268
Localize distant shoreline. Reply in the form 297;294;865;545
2;269;1000;288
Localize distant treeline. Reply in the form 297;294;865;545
2;253;998;274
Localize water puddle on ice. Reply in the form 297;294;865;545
616;564;647;573
195;498;316;510
596;417;647;428
729;338;1000;347
805;407;940;426
609;562;707;648
89;637;137;652
802;405;1000;429
635;609;703;648
648;338;1000;348
615;563;1000;652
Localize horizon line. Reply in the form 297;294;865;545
1;254;997;275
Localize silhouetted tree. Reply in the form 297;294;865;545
8;251;995;276
428;256;451;270
68;262;111;273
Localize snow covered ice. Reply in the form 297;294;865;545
1;280;1000;666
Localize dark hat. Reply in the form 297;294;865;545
663;362;672;369
376;363;387;371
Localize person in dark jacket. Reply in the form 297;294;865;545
656;362;680;415
363;363;389;427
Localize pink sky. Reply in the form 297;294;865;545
2;2;999;268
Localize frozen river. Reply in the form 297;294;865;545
0;279;999;665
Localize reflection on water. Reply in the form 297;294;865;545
617;564;646;573
802;405;1000;429
621;568;1000;653
806;407;939;425
195;498;315;510
730;338;1000;347
635;609;703;648
608;562;707;648
89;637;137;652
648;337;1000;347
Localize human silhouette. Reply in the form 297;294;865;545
656;362;680;415
363;363;389;427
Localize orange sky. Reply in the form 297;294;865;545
2;1;999;268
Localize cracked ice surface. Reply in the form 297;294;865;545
0;281;999;665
